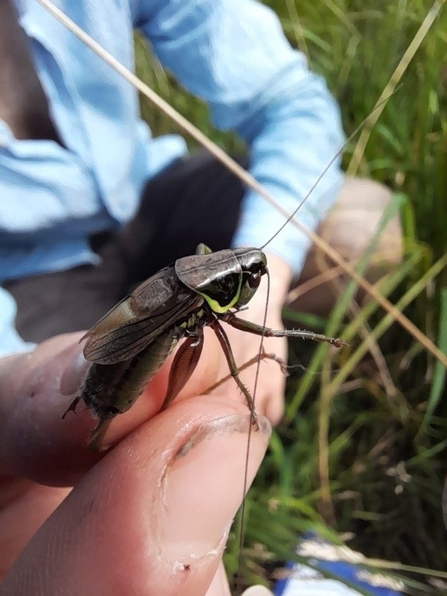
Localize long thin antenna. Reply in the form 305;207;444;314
235;271;272;592
35;0;447;367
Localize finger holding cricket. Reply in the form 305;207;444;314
210;252;292;427
0;345;271;596
0;329;270;595
0;333;99;485
209;304;287;427
0;330;221;485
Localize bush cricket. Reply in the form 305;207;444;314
63;243;346;447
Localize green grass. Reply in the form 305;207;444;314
135;1;447;592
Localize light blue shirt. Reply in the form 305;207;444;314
0;0;344;356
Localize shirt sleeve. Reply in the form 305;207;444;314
0;122;107;239
136;0;345;274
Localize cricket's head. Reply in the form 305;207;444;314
232;247;268;307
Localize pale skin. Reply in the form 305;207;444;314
0;254;289;595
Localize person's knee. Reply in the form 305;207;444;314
291;177;402;316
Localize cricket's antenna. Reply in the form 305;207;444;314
260;92;399;252
234;270;272;592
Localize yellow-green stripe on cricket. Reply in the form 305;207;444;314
64;243;345;448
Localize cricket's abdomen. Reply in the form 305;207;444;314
81;328;178;421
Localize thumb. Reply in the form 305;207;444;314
1;394;270;596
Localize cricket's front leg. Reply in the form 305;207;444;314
223;312;347;348
209;319;259;427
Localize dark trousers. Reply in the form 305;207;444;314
4;153;247;343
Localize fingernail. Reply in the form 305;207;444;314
242;586;274;596
60;344;90;396
159;414;271;563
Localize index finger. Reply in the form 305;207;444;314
0;330;222;486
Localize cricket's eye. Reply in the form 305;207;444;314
236;266;265;307
248;271;262;289
247;261;267;288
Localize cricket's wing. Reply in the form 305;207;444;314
82;266;203;364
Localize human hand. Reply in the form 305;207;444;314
211;253;292;426
0;334;272;595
